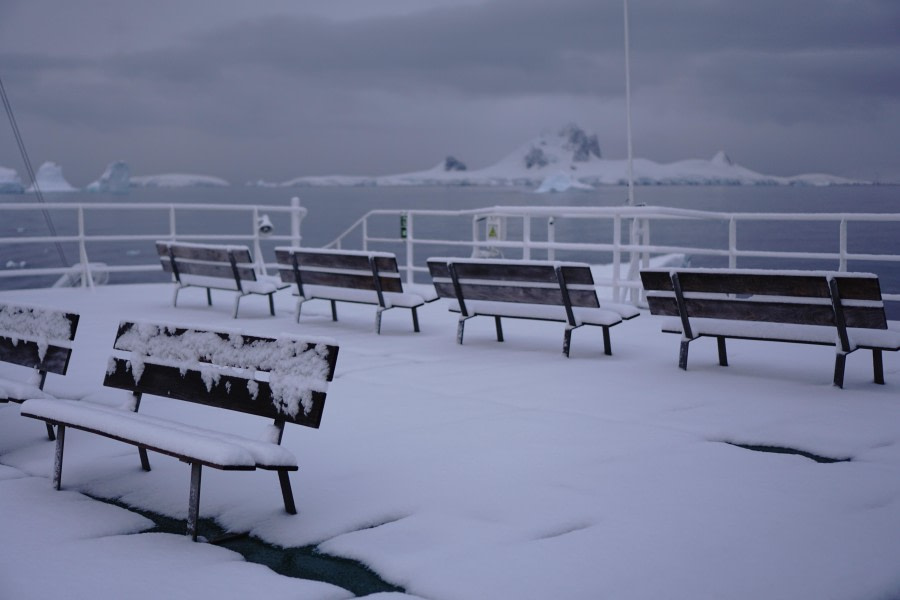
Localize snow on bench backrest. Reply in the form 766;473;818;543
0;303;79;375
103;321;339;428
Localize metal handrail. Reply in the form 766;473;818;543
325;205;900;305
1;199;307;288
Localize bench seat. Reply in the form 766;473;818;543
429;257;637;356
641;268;899;387
20;321;339;541
449;300;624;328
276;247;436;333
21;399;297;470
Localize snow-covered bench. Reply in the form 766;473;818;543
156;241;289;318
0;303;79;441
21;321;340;541
275;247;438;334
427;257;639;356
640;268;900;387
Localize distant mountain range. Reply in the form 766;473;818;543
0;125;873;192
260;124;867;189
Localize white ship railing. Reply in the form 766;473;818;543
325;205;900;306
0;199;306;289
2;201;898;309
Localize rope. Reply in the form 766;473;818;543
0;74;69;268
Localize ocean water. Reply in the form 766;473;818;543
2;184;898;314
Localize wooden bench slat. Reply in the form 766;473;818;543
680;298;837;326
452;262;559;284
0;338;73;376
676;272;831;298
157;243;252;264
104;359;327;428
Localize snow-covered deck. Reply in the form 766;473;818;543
1;282;899;600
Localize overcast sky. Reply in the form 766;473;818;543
1;0;898;185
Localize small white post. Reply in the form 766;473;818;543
547;217;556;262
839;219;847;271
729;217;737;269
523;216;532;260
290;197;302;247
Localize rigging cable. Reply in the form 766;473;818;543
0;74;69;268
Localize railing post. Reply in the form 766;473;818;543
169;205;177;239
523;216;531;260
290;196;302;247
729;217;737;269
77;206;93;289
839;219;847;271
612;214;622;303
547;217;555;262
405;212;414;285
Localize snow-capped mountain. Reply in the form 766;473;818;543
265;124;865;188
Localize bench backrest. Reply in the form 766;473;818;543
157;241;259;289
641;269;888;330
0;303;79;376
103;321;339;428
427;258;601;309
274;247;405;297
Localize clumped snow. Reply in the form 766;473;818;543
114;322;334;417
0;303;74;360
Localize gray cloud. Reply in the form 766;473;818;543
1;0;898;182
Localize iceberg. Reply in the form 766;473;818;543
535;172;595;193
130;173;229;188
25;162;78;192
0;166;24;193
86;161;130;193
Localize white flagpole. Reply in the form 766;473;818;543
624;0;635;207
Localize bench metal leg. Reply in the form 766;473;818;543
330;300;338;322
206;288;213;306
187;463;202;541
139;447;151;471
679;339;691;370
172;286;181;307
717;337;728;367
45;422;56;441
53;424;66;490
833;353;847;388
494;316;504;342
278;470;297;515
411;307;420;333
232;294;243;319
873;349;884;384
268;293;276;316
602;327;612;356
295;298;306;323
456;317;467;345
563;326;573;357
375;307;384;335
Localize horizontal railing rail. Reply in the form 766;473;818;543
2;200;898;312
0;199;306;288
325;205;900;307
